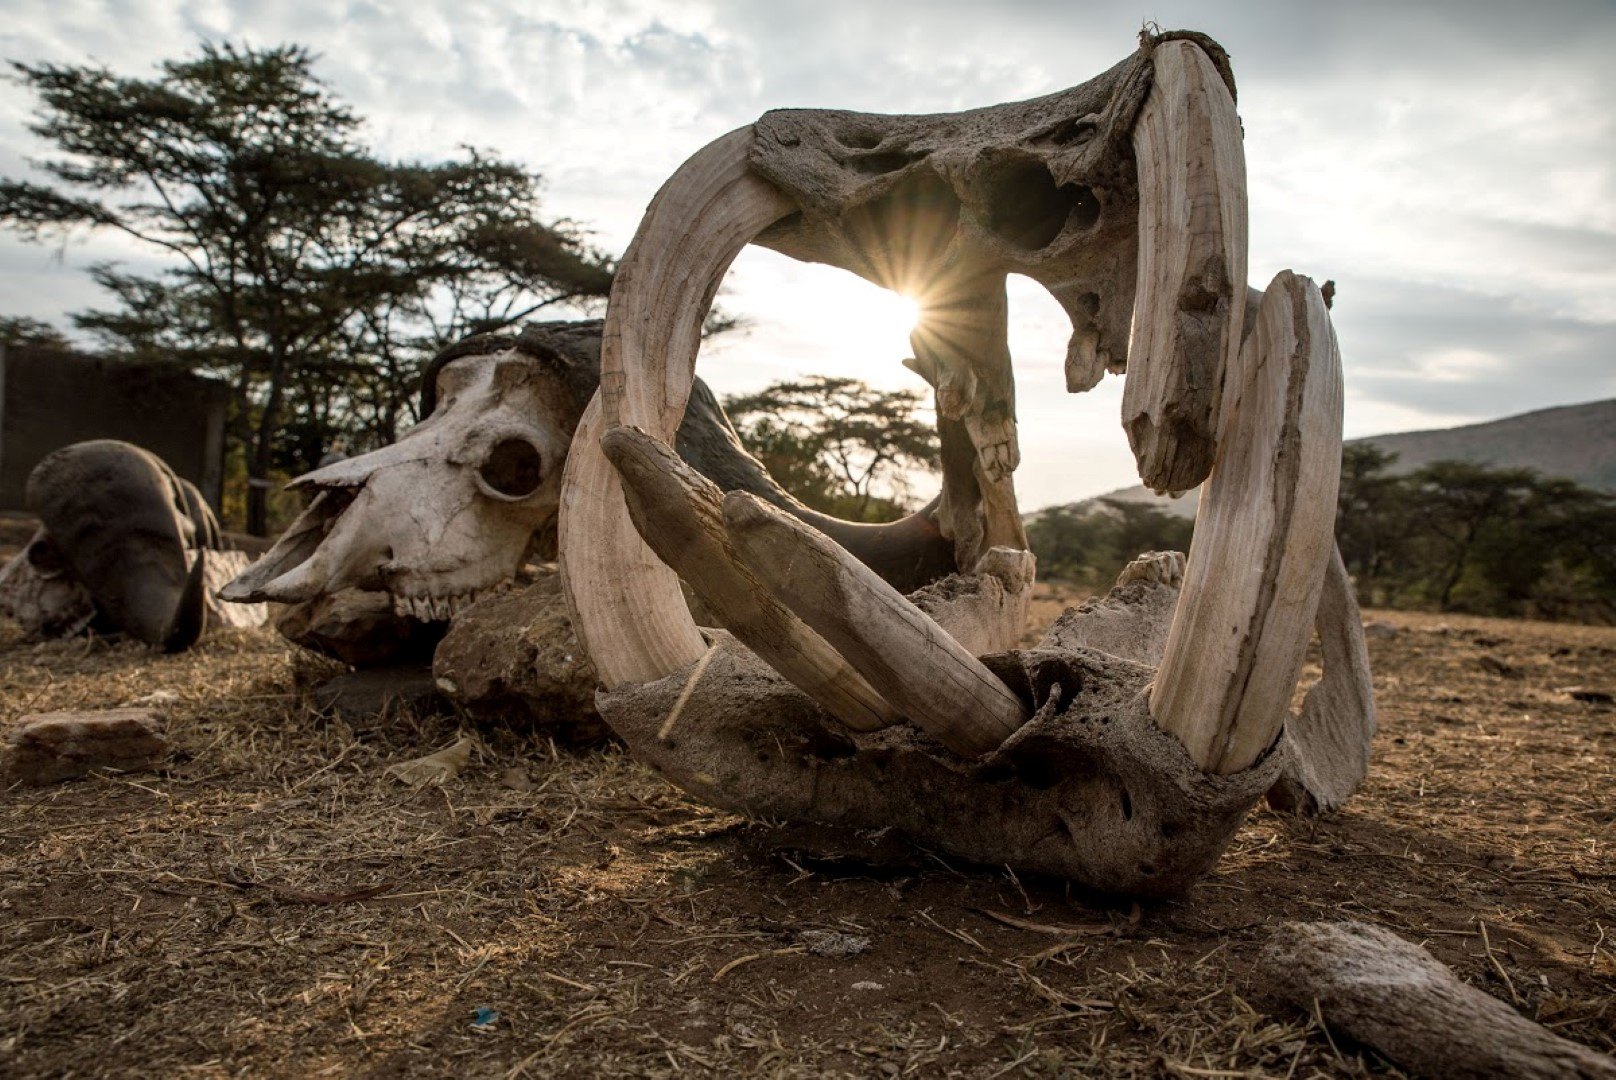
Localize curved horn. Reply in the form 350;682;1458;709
1124;38;1249;494
559;127;797;688
1151;271;1343;774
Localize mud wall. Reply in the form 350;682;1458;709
0;344;228;511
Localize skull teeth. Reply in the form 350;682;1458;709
389;588;496;622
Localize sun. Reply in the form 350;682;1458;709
848;287;922;347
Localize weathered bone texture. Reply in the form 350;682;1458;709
1;440;265;649
561;129;798;687
1269;548;1377;813
747;32;1234;566
909;546;1036;656
722;491;1027;757
226;321;954;662
562;32;1361;890
1124;39;1248;494
601;426;899;732
1259;921;1616;1080
1151;271;1343;774
1042;551;1185;666
599;632;1277;897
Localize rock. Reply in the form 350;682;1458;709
277;589;445;668
1477;654;1522;679
1361;620;1398;640
2;708;170;786
432;571;606;742
1558;685;1615;705
799;929;872;957
311;667;447;721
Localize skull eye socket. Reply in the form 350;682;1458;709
478;438;545;500
25;537;69;578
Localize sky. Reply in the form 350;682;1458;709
1;0;1613;509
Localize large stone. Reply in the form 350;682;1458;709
2;708;170;786
432;572;606;742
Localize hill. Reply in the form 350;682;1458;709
1067;398;1616;520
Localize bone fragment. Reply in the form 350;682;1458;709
721;491;1028;757
559;127;796;688
1041;551;1184;666
1151;271;1342;774
2;708;170;786
909;546;1036;655
1269;545;1377;813
1125;38;1249;493
1259;921;1616;1080
602;426;899;732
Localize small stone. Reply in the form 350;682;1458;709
2;708;170;786
1361;620;1398;640
1559;686;1614;705
1476;655;1521;679
851;981;885;991
800;929;873;957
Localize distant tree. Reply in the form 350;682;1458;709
0;315;71;349
0;43;613;532
724;375;939;521
1335;443;1408;592
1026;498;1193;589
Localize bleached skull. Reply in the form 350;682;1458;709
0;529;96;639
223;344;586;620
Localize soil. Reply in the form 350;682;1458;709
1;563;1612;1076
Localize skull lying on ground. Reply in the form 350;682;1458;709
0;440;266;649
559;30;1376;896
222;321;957;633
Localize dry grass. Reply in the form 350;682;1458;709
1;586;1613;1077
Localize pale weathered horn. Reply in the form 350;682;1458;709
1123;38;1249;495
559;127;797;688
721;490;1029;757
601;425;900;732
1151;270;1344;774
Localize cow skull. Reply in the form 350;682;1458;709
223;347;581;620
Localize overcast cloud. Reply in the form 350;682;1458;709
1;0;1612;507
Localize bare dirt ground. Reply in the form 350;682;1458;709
1;567;1613;1076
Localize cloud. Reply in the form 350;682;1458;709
0;0;1612;507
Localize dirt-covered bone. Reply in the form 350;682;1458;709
224;321;956;630
561;31;1364;891
0;440;264;649
600;631;1278;898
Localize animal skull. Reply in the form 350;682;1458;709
558;31;1374;895
0;440;263;649
0;529;96;639
223;346;579;619
224;321;960;624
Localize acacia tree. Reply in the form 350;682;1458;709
723;375;939;520
0;43;613;533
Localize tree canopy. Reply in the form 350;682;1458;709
723;375;939;522
0;42;614;532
